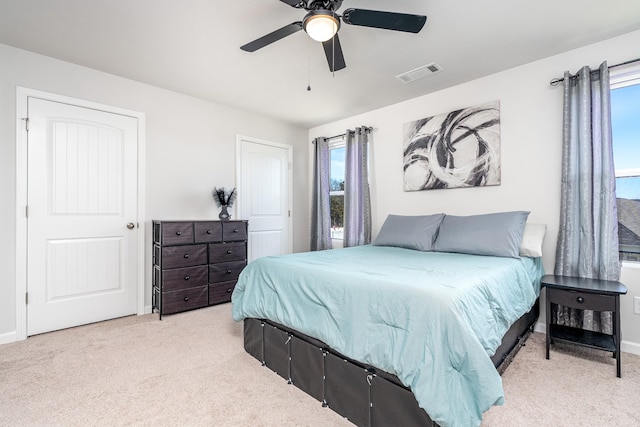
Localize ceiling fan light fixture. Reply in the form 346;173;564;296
303;11;339;42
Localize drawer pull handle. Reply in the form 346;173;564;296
184;254;189;259
227;250;232;254
233;229;239;233
184;296;190;302
226;289;232;293
184;275;190;280
226;270;232;274
577;296;584;304
176;231;182;236
206;230;212;234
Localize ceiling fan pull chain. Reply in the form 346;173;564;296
307;37;312;91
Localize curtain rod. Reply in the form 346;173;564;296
549;57;640;86
312;126;376;143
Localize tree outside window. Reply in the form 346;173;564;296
330;144;345;240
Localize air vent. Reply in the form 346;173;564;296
396;62;443;83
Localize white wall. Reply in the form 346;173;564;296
309;30;640;353
0;43;310;342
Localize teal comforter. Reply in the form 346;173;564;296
232;245;544;427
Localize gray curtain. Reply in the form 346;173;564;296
344;127;372;247
311;137;332;251
553;62;620;334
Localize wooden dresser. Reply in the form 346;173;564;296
152;220;248;319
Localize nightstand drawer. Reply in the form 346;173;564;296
162;286;208;314
209;242;246;263
161;222;194;245
547;288;615;312
209;280;236;305
161;265;208;291
161;244;208;269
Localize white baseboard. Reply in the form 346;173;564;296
532;320;640;356
2;306;152;347
0;330;17;345
621;340;640;355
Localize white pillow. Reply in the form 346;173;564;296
519;223;547;257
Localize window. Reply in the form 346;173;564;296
329;141;345;241
611;71;640;262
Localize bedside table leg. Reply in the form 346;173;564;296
615;295;621;378
545;291;551;359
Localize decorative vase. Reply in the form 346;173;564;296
219;205;231;221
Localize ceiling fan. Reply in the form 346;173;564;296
240;0;427;72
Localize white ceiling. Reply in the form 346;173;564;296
1;0;639;128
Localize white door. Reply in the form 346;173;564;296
27;97;139;335
237;137;292;261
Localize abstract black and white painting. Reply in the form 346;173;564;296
403;101;501;191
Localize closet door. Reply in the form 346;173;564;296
237;136;292;261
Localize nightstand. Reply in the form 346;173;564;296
542;274;627;377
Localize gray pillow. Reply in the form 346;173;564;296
433;211;530;258
373;214;445;251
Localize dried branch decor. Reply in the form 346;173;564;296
212;187;236;220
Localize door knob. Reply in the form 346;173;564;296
127;222;135;229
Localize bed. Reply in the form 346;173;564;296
232;212;546;427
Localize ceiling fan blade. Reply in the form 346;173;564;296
342;8;427;33
240;22;303;52
279;0;303;6
322;34;346;72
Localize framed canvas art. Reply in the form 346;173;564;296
403;101;501;191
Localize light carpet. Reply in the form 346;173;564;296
1;304;639;426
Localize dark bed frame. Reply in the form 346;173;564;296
242;299;540;427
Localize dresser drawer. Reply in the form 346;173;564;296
547;288;615;312
161;265;208;291
222;221;247;242
209;242;246;263
161;244;208;269
160;222;194;245
209;261;246;283
194;221;222;243
209;280;236;305
162;286;208;315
